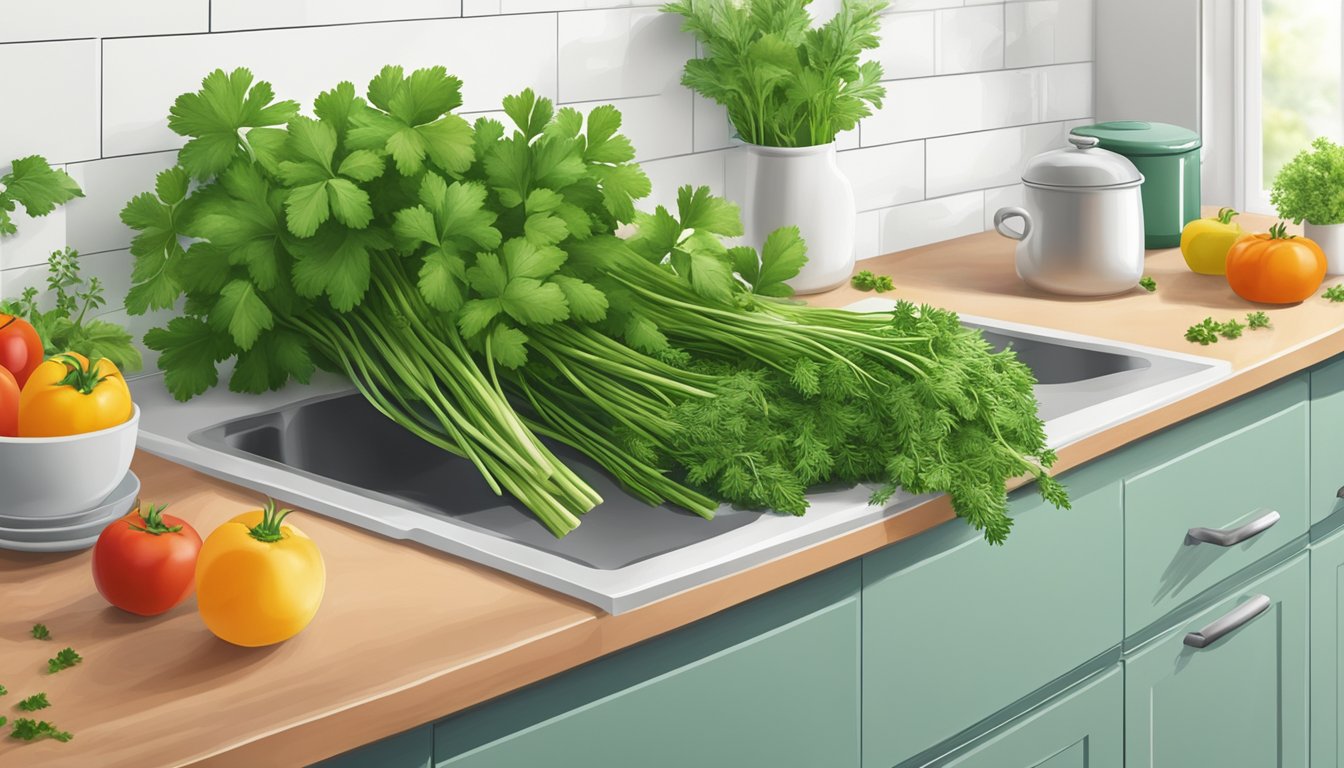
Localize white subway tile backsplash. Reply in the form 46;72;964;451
64;150;178;257
643;149;728;214
854;210;882;260
692;95;737;153
889;0;964;11
564;89;695;162
502;0;656;12
0;40;99;165
862;62;1092;145
1064;116;1095;133
877;192;985;254
102;15;558;157
1004;0;1093;68
558;8;690;103
935;5;1004;75
0;1;206;44
211;0;462;32
463;0;503;15
838;141;924;211
876;12;935;79
983;183;1026;230
925;121;1062;197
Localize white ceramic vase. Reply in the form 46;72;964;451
731;142;856;294
1305;221;1344;275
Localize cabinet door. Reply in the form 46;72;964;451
1123;553;1308;768
1311;525;1344;767
311;727;432;768
434;563;860;768
863;461;1122;768
1311;357;1344;524
929;666;1122;768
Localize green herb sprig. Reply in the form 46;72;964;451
10;718;72;742
30;624;49;641
16;693;49;712
1324;285;1344;302
0;248;142;372
0;156;83;237
1139;276;1157;292
46;647;81;674
851;270;894;292
1247;311;1271;328
1271;137;1344;225
1186;313;1272;345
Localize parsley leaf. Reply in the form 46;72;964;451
10;718;72;742
169;68;299;179
0;155;83;235
1247;311;1271;329
30;624;49;640
1139;276;1157;292
1324;285;1344;302
1185;317;1222;345
46;647;81;674
17;693;49;712
851;269;894;292
348;65;473;176
144;317;235;401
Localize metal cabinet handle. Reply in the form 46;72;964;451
1186;510;1280;547
1183;594;1272;648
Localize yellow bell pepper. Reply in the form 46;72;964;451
195;500;325;647
1181;208;1245;275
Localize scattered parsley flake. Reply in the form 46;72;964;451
30;623;49;640
1185;317;1222;345
1324;285;1344;302
1247;311;1271;329
851;270;894;293
1219;318;1245;339
46;647;81;674
9;718;72;742
16;693;48;712
0;684;6;696
1139;276;1157;292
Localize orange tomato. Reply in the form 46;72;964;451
0;314;43;388
0;365;17;437
1225;222;1326;304
19;352;133;437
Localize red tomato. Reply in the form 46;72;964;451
0;314;43;388
92;503;203;616
0;365;17;437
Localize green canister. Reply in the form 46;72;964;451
1069;121;1201;249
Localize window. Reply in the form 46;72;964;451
1205;0;1343;213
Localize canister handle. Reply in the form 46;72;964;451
993;207;1033;241
1068;134;1100;150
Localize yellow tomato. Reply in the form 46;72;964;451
195;501;326;647
19;353;133;437
1181;208;1245;275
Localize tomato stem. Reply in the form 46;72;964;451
248;499;293;543
1216;207;1239;224
52;354;111;395
127;501;183;535
1269;221;1295;240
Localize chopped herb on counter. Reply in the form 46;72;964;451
1139;276;1157;292
0;684;6;696
16;693;48;712
10;718;72;742
46;647;80;674
30;624;49;640
851;270;895;292
1247;311;1271;329
0;717;5;728
1324;285;1344;302
1185;317;1223;345
1219;318;1245;339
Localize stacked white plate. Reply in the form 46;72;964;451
0;472;140;552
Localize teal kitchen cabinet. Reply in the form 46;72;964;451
1311;524;1344;767
923;666;1123;768
432;562;861;767
1311;358;1344;525
1123;553;1309;767
1121;377;1309;637
862;459;1123;768
312;726;432;768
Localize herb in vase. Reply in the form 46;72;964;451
1271;137;1344;226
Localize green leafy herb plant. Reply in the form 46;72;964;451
1271;137;1344;225
664;0;887;147
0;248;141;372
122;67;1066;544
0;156;83;237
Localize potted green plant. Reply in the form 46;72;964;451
664;0;887;293
1270;136;1344;274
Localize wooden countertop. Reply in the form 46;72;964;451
3;210;1342;768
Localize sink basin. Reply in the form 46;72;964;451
132;304;1230;613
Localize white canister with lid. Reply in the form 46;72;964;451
993;135;1147;296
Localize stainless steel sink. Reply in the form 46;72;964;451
131;303;1230;613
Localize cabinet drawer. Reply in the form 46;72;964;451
433;564;860;768
1311;357;1344;525
862;461;1122;768
312;727;432;768
927;666;1122;768
1123;552;1308;768
1123;389;1308;635
1310;525;1344;768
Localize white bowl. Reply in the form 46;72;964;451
0;405;139;519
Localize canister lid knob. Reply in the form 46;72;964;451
1068;134;1100;150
